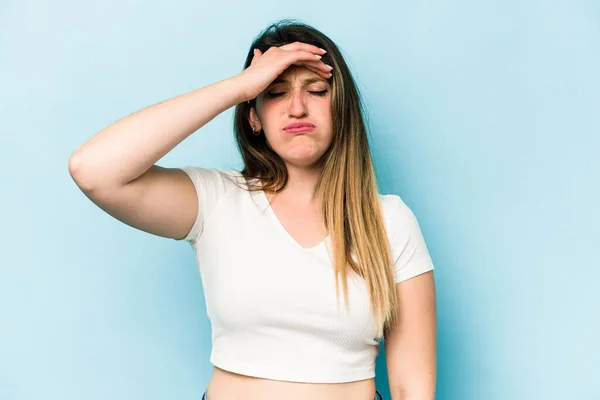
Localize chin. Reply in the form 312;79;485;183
284;152;326;168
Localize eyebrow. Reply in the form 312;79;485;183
268;77;329;87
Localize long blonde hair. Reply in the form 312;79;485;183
231;19;398;339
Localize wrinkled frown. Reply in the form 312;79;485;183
253;65;333;168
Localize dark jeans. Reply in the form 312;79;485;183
201;389;383;400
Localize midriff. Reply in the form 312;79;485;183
206;366;377;400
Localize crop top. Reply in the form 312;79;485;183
175;166;435;383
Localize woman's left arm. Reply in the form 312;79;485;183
384;270;437;400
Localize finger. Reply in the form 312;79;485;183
314;67;334;79
293;60;333;78
296;59;332;71
280;41;326;56
297;66;332;79
249;48;261;66
283;49;327;69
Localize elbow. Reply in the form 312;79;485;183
388;371;436;400
68;151;85;184
389;384;436;400
68;151;98;192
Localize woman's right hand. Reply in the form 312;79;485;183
235;41;333;103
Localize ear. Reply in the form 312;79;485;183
248;106;262;132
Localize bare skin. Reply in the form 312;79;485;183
68;42;382;399
207;367;377;400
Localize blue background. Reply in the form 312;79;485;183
1;1;598;399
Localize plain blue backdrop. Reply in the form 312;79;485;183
1;1;598;399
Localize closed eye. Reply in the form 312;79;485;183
267;89;328;99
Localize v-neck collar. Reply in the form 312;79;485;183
259;189;330;252
228;169;330;251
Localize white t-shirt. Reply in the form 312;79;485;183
176;166;434;383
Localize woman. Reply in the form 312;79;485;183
68;19;437;400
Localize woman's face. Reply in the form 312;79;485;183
250;66;333;169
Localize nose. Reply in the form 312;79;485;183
287;90;308;117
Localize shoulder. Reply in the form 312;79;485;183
377;193;434;282
377;193;418;229
180;166;246;191
377;193;428;256
175;166;249;243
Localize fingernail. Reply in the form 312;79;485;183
319;48;327;54
315;54;322;59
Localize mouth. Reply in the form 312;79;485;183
283;122;316;134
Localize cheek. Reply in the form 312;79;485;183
322;107;333;138
256;103;279;131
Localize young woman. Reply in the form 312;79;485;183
68;19;437;400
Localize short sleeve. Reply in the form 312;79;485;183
384;195;435;284
176;166;231;244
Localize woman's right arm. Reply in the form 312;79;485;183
68;42;330;240
68;76;247;240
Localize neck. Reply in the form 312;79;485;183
275;163;322;205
